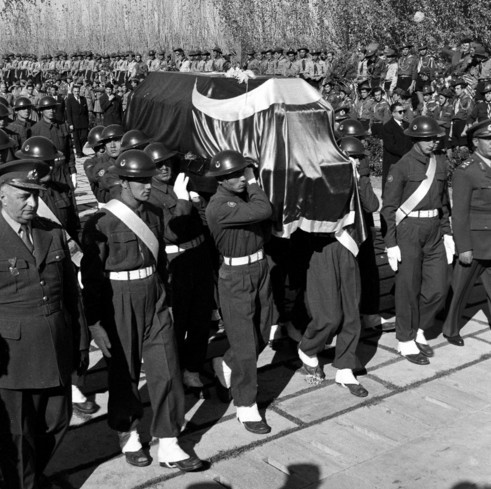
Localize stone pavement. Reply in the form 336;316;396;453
47;159;491;489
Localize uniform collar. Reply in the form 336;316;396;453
1;209;28;234
409;146;431;164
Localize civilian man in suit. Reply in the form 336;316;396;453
100;82;123;126
0;160;88;489
381;102;413;191
66;84;89;158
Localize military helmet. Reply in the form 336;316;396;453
468;119;491;139
100;124;124;143
113;149;157;178
120;129;150;152
482;83;491;94
36;96;58;111
422;85;434;95
0;129;15;150
206;150;250;178
404;116;445;138
87;125;105;149
337;118;368;138
0;103;9;119
15;135;63;160
339;136;368;157
14;96;34;110
143;142;178;164
334;107;350;122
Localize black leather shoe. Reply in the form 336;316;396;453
416;342;434;357
302;364;325;385
215;379;232;403
401;352;430;365
73;400;100;415
125;449;152;467
444;334;464;347
160;455;204;472
239;418;272;435
336;382;369;397
380;321;396;332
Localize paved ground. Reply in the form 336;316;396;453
47;159;491;489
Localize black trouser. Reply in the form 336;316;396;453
218;259;273;407
104;274;184;437
72;127;88;156
451;119;467;148
300;237;362;370
0;385;71;489
442;259;491;337
358;229;380;315
168;243;214;373
396;76;412;91
395;217;448;342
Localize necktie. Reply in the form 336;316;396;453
302;60;305;71
20;224;34;253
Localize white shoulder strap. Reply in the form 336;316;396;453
395;155;437;226
104;199;159;263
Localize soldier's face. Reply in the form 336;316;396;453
0;83;6;92
105;139;122;158
402;48;409;56
17;108;30;121
438;95;447;105
455;85;463;95
374;92;382;101
299;50;307;59
475;137;491;159
485;92;491;101
288;54;295;61
155;162;173;182
0;185;38;224
42;108;54;122
423;94;431;102
415;139;438;156
125;178;152;201
220;169;246;194
360;89;369;99
461;43;470;53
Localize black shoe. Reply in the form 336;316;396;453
336;382;369;397
73;400;100;415
160;455;204;472
124;449;152;467
302;363;325;385
239;418;272;435
380;321;396;332
215;379;232;403
444;334;464;347
401;352;430;365
416;342;434;357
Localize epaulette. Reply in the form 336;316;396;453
458;157;475;170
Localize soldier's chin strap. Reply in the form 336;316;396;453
395;154;436;226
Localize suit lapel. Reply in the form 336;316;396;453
31;219;53;267
0;213;37;265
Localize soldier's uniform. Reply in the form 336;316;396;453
353;89;374;130
451;80;474;147
397;49;418;91
467;84;491;124
206;151;273;429
442;120;491;341
381;117;451;361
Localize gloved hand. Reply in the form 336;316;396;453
387;246;402;272
173;172;189;200
71;173;77;189
89;323;112;357
189;191;200;203
459;250;473;265
443;234;455;264
349;157;360;180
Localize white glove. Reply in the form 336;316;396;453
349;156;360;180
189;191;200;202
387;246;401;272
173;172;189;200
71;173;77;189
443;234;455;265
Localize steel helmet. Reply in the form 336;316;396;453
0;129;15;150
120;129;150;152
15;136;63;161
87;125;105;149
404;116;445;138
113;149;157;178
339;136;368;157
337;118;368;138
143;142;178;164
13;97;34;111
36;96;58;111
206;150;250;177
100;124;124;143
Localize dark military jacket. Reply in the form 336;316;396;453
0;214;87;389
452;152;491;259
381;146;451;248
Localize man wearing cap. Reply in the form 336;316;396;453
66;83;89;158
366;45;385;88
211;46;225;72
417;85;438;117
0;159;88;489
442;119;491;346
6;96;33;149
147;50;158;72
206;150;274;434
353;82;374;131
81;149;204;471
451;79;474;150
397;43;418;93
272;47;289;77
452;38;473;76
382;116;453;364
305;50;325;87
467;83;491;124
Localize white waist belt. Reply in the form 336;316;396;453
165;235;205;255
223;250;264;266
407;209;438;218
109;265;155;281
